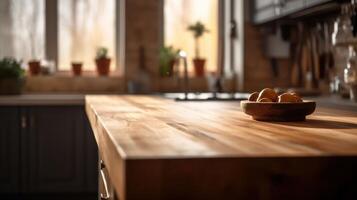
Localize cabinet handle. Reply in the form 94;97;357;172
100;164;110;200
21;115;27;129
30;115;35;128
100;159;105;169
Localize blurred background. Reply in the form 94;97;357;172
1;0;357;199
0;0;355;99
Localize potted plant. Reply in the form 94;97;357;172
187;21;209;77
71;62;83;76
0;57;25;95
95;47;111;76
159;46;179;77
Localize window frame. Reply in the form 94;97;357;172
44;0;121;74
162;0;243;81
221;0;244;90
44;0;243;80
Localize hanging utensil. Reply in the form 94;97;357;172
291;23;304;86
311;30;320;85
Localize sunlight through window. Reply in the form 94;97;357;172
164;0;218;73
58;0;116;71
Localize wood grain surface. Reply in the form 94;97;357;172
86;95;357;200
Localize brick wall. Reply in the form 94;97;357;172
124;0;162;80
243;22;292;92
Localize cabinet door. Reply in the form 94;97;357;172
25;106;90;194
281;0;305;14
85;114;99;194
0;107;20;194
254;0;275;10
253;0;277;24
305;0;331;7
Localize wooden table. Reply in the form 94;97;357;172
86;95;357;200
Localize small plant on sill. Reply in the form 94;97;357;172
187;21;209;77
96;47;109;59
0;57;25;94
159;46;179;77
95;47;111;76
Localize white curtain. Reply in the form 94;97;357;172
58;0;115;71
0;0;44;62
164;0;218;73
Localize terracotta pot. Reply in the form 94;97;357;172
28;60;41;76
71;62;83;76
95;58;111;76
193;58;206;77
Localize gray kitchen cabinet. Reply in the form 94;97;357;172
281;0;305;14
253;0;305;24
0;105;97;198
253;0;334;24
305;0;331;7
0;107;21;195
85;120;99;194
253;0;277;24
25;106;95;194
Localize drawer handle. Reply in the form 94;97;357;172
100;167;110;200
21;115;28;129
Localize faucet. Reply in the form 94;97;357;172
176;50;189;100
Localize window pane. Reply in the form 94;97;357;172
58;0;116;71
164;0;218;73
0;0;45;61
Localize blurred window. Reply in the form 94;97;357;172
58;0;116;71
0;0;45;62
164;0;218;73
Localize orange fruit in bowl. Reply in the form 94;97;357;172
278;93;302;103
258;98;273;102
290;92;300;97
290;92;303;102
257;88;278;102
248;92;259;101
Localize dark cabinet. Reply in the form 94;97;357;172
25;106;95;194
0;105;97;198
0;107;21;194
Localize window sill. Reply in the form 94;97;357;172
26;70;122;78
24;72;125;94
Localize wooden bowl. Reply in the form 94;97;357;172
240;100;316;121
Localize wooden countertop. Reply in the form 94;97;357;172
85;95;357;200
0;94;85;105
86;95;357;158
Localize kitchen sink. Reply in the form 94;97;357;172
162;92;249;101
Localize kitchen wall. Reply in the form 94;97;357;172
18;0;294;94
243;22;292;92
242;0;346;93
242;0;292;92
124;0;162;81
